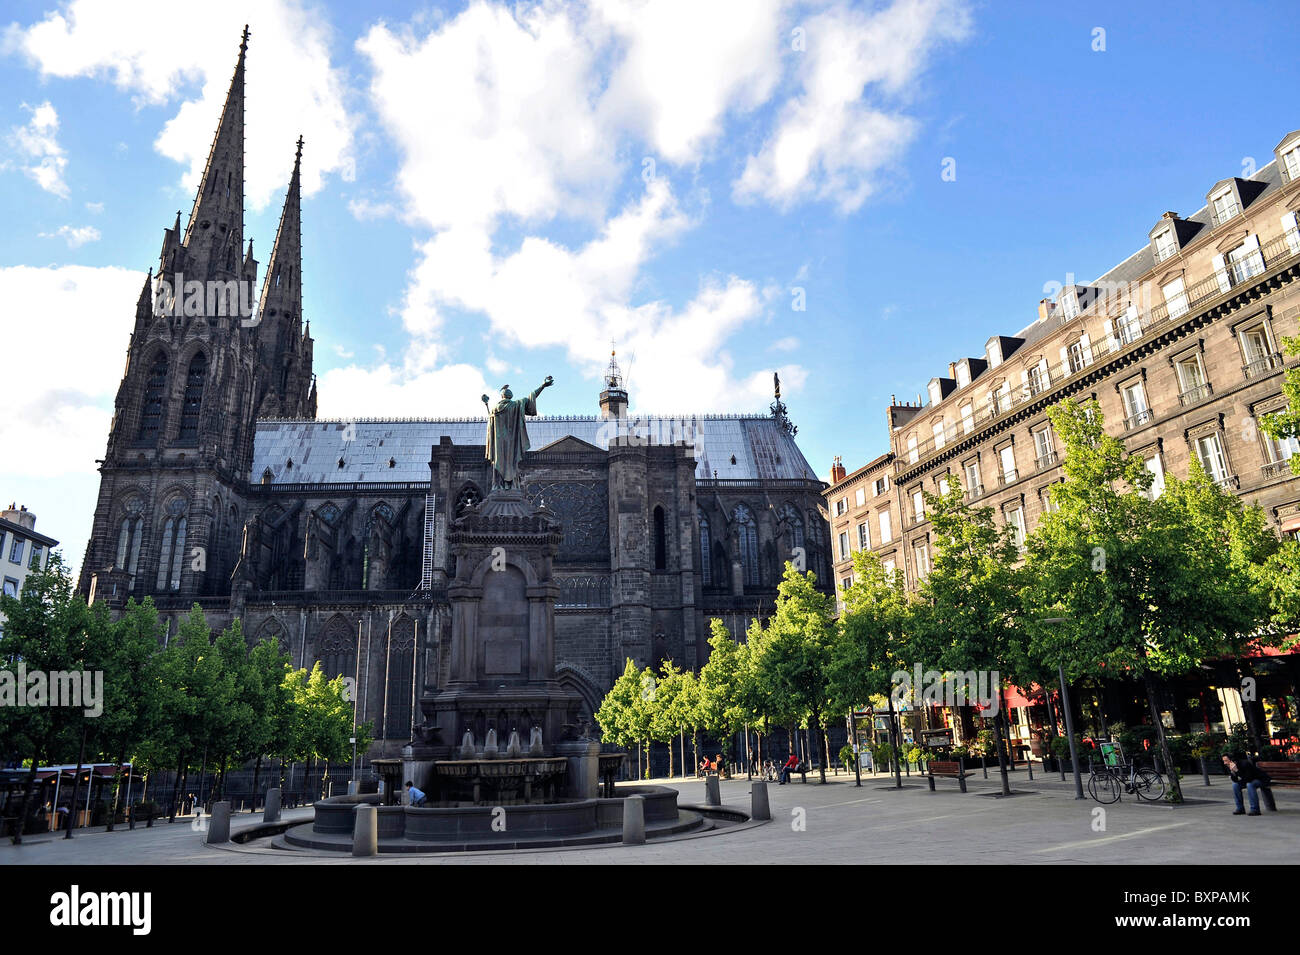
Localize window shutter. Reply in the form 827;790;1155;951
1060;345;1070;371
1283;211;1300;254
1104;318;1119;351
1080;332;1093;364
1212;253;1231;293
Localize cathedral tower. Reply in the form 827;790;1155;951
80;27;314;603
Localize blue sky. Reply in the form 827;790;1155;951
2;0;1298;575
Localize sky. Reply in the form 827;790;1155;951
1;0;1298;578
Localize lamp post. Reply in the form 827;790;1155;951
1039;617;1085;799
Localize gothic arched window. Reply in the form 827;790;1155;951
385;616;416;740
320;616;356;681
777;503;805;568
734;504;759;588
155;498;188;591
137;353;168;441
653;505;667;570
177;352;206;442
455;484;483;516
698;511;712;587
115;496;144;581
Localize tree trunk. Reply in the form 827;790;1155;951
252;755;263;810
667;735;674;778
812;709;828;783
168;753;186;822
1143;671;1182;804
989;707;1011;796
107;743;128;832
65;725;88;839
12;742;43;845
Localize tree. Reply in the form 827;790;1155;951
828;549;916;788
650;661;694;778
0;555;114;842
282;663;371;800
595;658;653;776
748;564;835;783
1024;398;1280;803
698;619;753;769
911;477;1027;796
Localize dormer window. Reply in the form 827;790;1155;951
1211;186;1240;225
955;360;971;388
1277;131;1300;184
927;380;942;405
1153;229;1176;263
986;339;1003;368
1061;288;1081;320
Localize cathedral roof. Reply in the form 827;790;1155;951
250;415;820;485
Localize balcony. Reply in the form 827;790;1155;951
1178;383;1213;406
999;468;1018;486
1124;409;1154;431
966;482;985;500
1243;353;1283;380
1261;460;1290;480
1036;451;1059;470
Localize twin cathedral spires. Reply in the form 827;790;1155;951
106;25;315;476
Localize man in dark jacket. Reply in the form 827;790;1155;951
1222;753;1265;815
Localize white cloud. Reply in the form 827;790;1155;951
317;362;491;419
84;201;104;213
770;336;800;352
734;0;972;212
40;224;101;247
0;265;145;477
10;100;69;197
10;0;355;209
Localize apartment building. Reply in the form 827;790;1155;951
0;503;58;635
825;131;1300;750
830;130;1300;595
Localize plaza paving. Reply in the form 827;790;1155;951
3;766;1298;865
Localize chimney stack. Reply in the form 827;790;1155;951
830;456;846;483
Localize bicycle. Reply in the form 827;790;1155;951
1087;755;1165;803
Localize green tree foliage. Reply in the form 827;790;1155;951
747;564;835;783
1023;399;1280;802
912;475;1027;796
698;619;753;763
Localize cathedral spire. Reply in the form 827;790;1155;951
181;25;248;276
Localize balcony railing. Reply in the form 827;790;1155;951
1261;461;1290;479
891;226;1300;473
1178;383;1213;406
1243;353;1284;379
1036;451;1059;470
1124;409;1154;430
999;468;1018;486
966;482;985;499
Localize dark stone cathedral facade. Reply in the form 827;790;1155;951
77;32;832;757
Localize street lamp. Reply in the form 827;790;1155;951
1039;617;1085;800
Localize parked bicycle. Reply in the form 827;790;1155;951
1086;741;1165;803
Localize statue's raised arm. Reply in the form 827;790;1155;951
483;375;554;491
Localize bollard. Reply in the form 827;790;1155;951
206;801;231;845
704;773;721;806
751;781;771;821
622;795;646;845
263;787;282;823
1260;786;1277;813
353;804;378;857
1200;758;1212;787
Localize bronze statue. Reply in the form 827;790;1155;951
481;377;553;489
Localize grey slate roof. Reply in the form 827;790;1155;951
250;415;819;485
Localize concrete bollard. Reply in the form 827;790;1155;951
705;773;721;807
622;795;646;845
205;801;231;845
263;787;282;823
353;804;378;857
751;780;771;821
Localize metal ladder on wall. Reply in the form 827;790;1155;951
420;491;435;591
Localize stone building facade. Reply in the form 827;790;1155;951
77;32;830;758
825;131;1300;750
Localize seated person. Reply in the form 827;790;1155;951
779;752;802;785
1222;753;1266;816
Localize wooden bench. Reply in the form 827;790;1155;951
1258;762;1300;788
779;763;810;784
925;760;973;793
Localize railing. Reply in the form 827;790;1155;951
890;227;1300;474
1125;409;1154;430
999;468;1018;486
1243;353;1284;379
1261;461;1289;479
1179;383;1213;406
966;483;985;500
1036;451;1059;470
